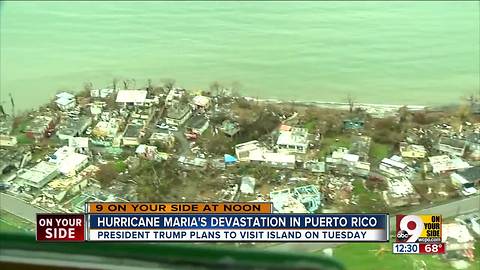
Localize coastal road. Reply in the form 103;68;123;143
173;129;190;156
0;193;49;223
264;195;480;253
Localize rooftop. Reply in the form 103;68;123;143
90;89;114;98
150;130;172;139
235;140;260;152
192;95;211;107
124;124;143;138
55;97;74;106
57;116;91;136
276;127;308;146
467;132;480;144
166;105;191;120
456;166;480;182
439;137;466;149
58;153;88;175
220;120;240;136
116;90;147;103
18;161;58;184
49;146;76;164
429;155;471;173
25;115;53;133
380;157;407;170
56;92;75;100
400;142;426;152
93;119;119;138
249;150;296;164
387;177;416;197
186;115;208;129
69;137;89;148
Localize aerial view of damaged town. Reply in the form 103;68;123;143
0;1;479;270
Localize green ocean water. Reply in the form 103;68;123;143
1;1;479;112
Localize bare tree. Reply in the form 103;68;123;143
147;78;153;91
398;106;409;123
209;81;221;96
162;78;176;90
83;81;93;92
457;104;471;122
123;79;130;90
230;81;242;97
346;94;355;113
112;78;119;91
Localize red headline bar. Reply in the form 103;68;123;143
36;214;85;242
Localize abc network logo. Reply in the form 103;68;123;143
396;215;424;243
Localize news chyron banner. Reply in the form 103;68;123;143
393;214;446;255
36;202;389;242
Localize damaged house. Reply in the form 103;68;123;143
185;115;209;135
437;137;467;157
276;125;309;154
165;104;192;126
292;185;322;213
57;116;92;141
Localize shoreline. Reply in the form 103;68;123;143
242;96;428;116
7;87;457;118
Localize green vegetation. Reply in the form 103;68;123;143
16;134;33;145
318;135;352;158
369;142;392;164
0;211;34;233
114;160;127;173
96;163;120;187
349;179;386;213
304;120;317;133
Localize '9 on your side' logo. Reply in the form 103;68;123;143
396;215;424;243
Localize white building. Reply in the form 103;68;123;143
115;90;148;106
135;144;159;160
17;161;59;189
47;146;88;176
192;95;211;110
68;137;89;153
249;150;296;169
165;105;192;126
379;156;413;178
429;155;471;174
276;126;309;154
49;146;76;164
58;153;89;176
55;92;76;111
90;89;114;99
235;140;261;162
149;131;175;147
